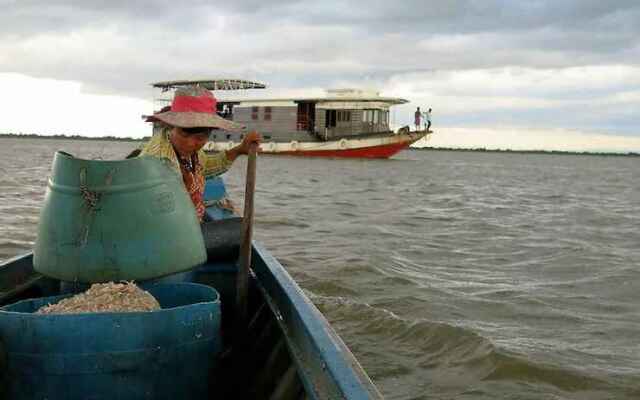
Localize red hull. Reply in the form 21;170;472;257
272;140;412;159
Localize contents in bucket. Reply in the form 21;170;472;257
36;282;161;314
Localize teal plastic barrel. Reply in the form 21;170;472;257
33;151;207;282
0;283;222;400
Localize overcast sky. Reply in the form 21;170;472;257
1;0;639;151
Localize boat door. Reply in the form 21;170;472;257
296;102;316;134
324;109;337;140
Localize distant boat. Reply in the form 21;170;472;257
151;80;431;159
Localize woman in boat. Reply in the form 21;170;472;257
140;85;261;222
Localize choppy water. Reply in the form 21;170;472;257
1;138;639;399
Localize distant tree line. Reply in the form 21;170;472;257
0;132;149;142
412;146;639;157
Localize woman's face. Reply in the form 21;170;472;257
170;127;210;156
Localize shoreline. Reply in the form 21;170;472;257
0;133;147;142
411;146;639;157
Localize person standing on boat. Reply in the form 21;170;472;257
414;107;422;131
424;108;432;132
140;86;261;222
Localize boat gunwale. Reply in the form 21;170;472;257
251;241;383;400
0;253;46;304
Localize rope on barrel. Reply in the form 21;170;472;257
77;167;116;246
80;186;101;211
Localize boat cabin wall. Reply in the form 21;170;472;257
316;108;391;140
218;105;317;143
211;103;392;144
234;106;297;133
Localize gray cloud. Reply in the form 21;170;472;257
2;1;638;77
0;0;638;136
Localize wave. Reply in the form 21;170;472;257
308;294;639;398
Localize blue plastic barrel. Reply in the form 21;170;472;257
0;283;222;400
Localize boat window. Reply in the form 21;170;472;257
251;106;259;120
326;110;337;127
264;106;272;121
363;109;375;123
337;111;351;123
221;104;233;119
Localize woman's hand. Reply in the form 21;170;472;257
239;131;262;154
226;131;262;161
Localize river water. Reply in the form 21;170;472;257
1;138;639;399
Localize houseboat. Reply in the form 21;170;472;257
151;80;430;159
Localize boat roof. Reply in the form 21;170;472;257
220;97;408;105
151;79;267;91
219;88;407;105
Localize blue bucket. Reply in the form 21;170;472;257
0;283;222;400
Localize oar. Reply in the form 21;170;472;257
234;142;258;340
209;142;257;397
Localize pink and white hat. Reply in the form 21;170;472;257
147;86;244;132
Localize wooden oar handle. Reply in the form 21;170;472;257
235;142;258;337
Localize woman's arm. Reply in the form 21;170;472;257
202;131;262;176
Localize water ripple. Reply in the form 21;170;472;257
3;141;640;399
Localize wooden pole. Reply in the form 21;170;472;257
235;142;258;340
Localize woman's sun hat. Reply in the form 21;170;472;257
147;86;244;132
